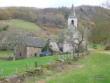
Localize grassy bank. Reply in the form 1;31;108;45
47;52;110;83
0;50;13;58
0;54;56;77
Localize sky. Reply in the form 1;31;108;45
0;0;107;8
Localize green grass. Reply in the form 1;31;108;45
7;19;40;31
1;50;110;83
0;55;56;77
0;50;13;58
47;52;110;83
89;43;104;50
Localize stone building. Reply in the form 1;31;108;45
15;37;47;59
62;5;82;53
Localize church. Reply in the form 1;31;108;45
14;5;87;59
62;5;82;53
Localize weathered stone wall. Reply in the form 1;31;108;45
27;47;41;57
15;45;27;59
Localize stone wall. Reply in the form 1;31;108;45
26;47;41;57
15;45;27;59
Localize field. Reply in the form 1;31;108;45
0;50;110;83
0;52;56;77
6;19;40;31
47;52;110;83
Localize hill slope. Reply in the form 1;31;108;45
0;19;40;31
7;19;40;31
0;6;110;44
0;19;61;43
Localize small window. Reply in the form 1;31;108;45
20;53;21;56
71;20;74;25
34;53;37;56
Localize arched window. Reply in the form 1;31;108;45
71;20;74;25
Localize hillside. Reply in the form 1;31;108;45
0;6;110;28
0;19;61;50
7;19;40;31
76;6;110;43
0;6;110;44
0;19;61;36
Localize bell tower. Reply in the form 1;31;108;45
68;5;78;30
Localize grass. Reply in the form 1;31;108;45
89;43;105;50
7;19;40;31
47;52;110;83
0;50;13;58
0;50;110;83
0;54;56;77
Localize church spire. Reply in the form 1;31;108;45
71;4;76;16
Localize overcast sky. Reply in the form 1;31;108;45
0;0;106;8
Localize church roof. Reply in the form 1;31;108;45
25;37;47;48
16;36;47;48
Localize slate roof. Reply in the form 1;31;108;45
16;36;47;48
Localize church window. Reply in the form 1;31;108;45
71;20;74;25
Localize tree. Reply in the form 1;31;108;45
102;0;110;8
68;26;88;59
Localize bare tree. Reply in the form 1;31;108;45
102;0;110;8
68;26;88;60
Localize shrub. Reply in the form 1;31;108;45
104;45;110;50
34;61;38;68
92;44;97;49
0;25;9;32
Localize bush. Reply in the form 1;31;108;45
34;61;38;68
0;25;9;32
2;25;9;31
104;45;110;50
92;44;97;49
